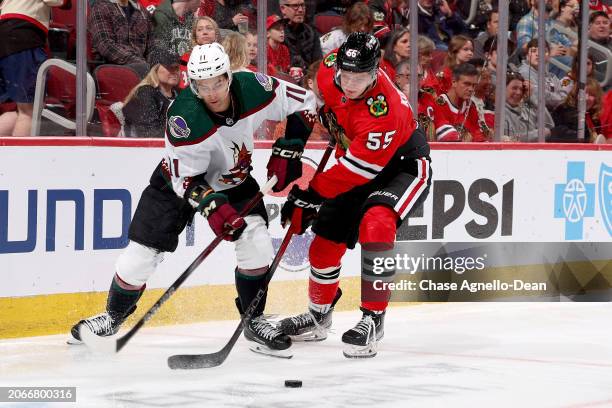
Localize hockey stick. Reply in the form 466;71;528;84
79;175;278;354
167;140;336;369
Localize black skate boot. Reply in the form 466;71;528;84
279;287;342;342
341;307;385;358
244;315;293;359
68;306;135;345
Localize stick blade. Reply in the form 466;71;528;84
167;352;228;369
79;325;119;354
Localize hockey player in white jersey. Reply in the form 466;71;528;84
69;43;316;357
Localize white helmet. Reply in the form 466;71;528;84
187;42;232;96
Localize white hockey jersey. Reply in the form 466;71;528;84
163;71;316;197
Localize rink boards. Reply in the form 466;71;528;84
0;138;610;338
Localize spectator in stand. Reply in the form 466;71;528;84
503;70;554;142
588;0;611;16
455;0;494;33
547;0;578;78
0;0;70;136
509;0;530;32
559;52;594;99
280;0;322;72
421;63;491;142
483;35;517;84
198;0;254;31
320;2;374;55
368;0;409;29
473;8;499;60
518;38;565;110
152;0;200;57
418;35;438;90
381;27;410;81
245;30;258;71
470;57;496;128
315;0;357;16
267;14;290;75
122;47;180;138
516;0;554;54
434;34;474;95
89;0;154;78
550;77;605;143
222;31;250;72
417;0;470;50
600;90;612;142
393;59;412;98
0;105;18;136
178;15;218;88
588;11;611;87
139;0;162;14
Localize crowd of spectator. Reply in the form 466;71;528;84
0;0;610;142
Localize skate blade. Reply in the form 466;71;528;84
342;342;378;359
288;326;330;342
66;336;83;345
248;344;293;359
289;332;328;342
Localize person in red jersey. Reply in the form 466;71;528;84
278;32;432;358
421;62;491;142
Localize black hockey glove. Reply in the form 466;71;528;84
266;137;304;192
280;185;323;235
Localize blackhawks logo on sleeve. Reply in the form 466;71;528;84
366;94;388;117
323;52;337;67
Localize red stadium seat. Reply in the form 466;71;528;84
31;59;96;136
49;3;77;59
313;12;343;35
94;65;141;136
94;65;141;105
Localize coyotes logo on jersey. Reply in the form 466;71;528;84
219;142;252;185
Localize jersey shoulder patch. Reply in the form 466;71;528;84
232;71;279;114
166;89;217;147
366;93;389;118
321;32;332;42
323;52;337;68
436;96;446;106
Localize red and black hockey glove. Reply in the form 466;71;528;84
280;185;323;235
198;193;246;241
266;137;304;192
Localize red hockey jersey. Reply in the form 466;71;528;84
311;51;418;199
420;93;491;142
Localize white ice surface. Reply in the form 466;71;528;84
2;303;612;408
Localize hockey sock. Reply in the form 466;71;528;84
235;267;268;317
106;274;145;320
308;267;340;313
308;235;345;313
359;206;397;312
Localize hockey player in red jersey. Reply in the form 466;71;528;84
278;32;432;358
420;62;491;142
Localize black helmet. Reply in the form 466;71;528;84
336;32;381;73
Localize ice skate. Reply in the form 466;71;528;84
244;315;293;359
278;288;342;342
342;307;385;358
68;305;135;345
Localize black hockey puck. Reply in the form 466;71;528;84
284;380;302;388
